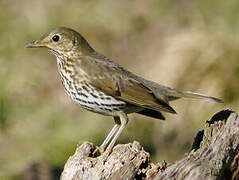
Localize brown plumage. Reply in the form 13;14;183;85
26;27;223;151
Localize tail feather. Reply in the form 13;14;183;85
164;88;223;103
137;109;165;120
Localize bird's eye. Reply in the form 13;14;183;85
52;35;60;42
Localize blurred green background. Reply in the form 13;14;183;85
0;0;239;179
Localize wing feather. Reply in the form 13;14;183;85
76;55;176;114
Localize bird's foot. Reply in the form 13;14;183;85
91;146;105;157
101;147;113;162
92;146;113;162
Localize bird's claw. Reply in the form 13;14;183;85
91;146;113;162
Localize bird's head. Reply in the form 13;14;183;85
26;27;94;56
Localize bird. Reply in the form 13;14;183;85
26;27;223;152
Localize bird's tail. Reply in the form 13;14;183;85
164;88;223;103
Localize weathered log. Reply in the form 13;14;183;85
60;109;239;180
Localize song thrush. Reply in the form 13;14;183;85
26;27;223;151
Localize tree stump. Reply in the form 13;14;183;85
60;109;239;180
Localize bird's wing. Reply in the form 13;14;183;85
76;55;176;114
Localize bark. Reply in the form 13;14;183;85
60;109;239;180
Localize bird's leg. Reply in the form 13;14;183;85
100;116;120;150
106;112;129;151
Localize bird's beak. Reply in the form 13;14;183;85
25;40;47;48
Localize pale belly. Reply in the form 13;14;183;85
60;74;140;116
56;58;142;116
